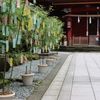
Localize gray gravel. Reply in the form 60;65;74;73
0;58;59;99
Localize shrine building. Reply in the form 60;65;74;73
29;0;100;46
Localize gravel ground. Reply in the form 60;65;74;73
0;58;59;99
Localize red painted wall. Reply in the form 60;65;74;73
72;17;87;36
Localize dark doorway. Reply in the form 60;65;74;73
88;17;97;35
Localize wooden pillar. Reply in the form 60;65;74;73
67;17;72;46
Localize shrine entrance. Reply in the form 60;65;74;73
88;17;99;45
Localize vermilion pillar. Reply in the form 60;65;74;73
67;17;72;46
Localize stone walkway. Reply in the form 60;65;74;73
41;52;100;100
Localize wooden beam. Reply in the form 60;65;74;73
63;14;100;18
52;2;100;5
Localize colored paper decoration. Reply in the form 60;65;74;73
31;26;35;31
2;25;5;36
2;16;7;25
23;7;27;16
48;32;50;36
10;58;13;67
33;0;36;3
53;45;55;49
42;48;44;53
37;19;40;28
30;39;32;47
13;38;16;48
2;45;5;54
20;55;24;63
14;16;17;24
6;26;9;36
54;32;56;36
45;46;48;52
50;43;52;48
17;35;21;44
12;2;15;13
17;21;20;27
26;0;28;7
10;17;13;24
38;41;40;45
1;2;6;12
43;22;45;28
33;14;36;24
33;47;35;53
17;0;20;8
22;21;25;30
0;0;2;6
28;22;31;31
6;40;9;52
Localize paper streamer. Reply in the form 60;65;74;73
42;48;44;53
31;26;35;31
10;17;13;24
28;22;31;31
33;14;36;24
2;45;5;54
2;16;7;25
13;38;16;48
53;45;55;49
43;22;45;28
17;35;21;44
2;25;5;36
22;21;25;30
48;32;50;37
12;2;15;13
6;26;9;36
14;16;17;24
17;0;20;8
54;32;56;36
0;0;2;6
2;2;6;12
50;42;52;48
33;0;36;3
10;58;13;67
17;21;20;27
30;39;32;47
20;55;24;63
6;40;9;52
37;19;40;28
38;41;40;45
23;7;26;16
30;17;33;26
45;46;48;52
26;0;28;7
33;47;35;53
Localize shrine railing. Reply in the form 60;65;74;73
70;36;88;46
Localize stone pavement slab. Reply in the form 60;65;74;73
41;53;100;100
